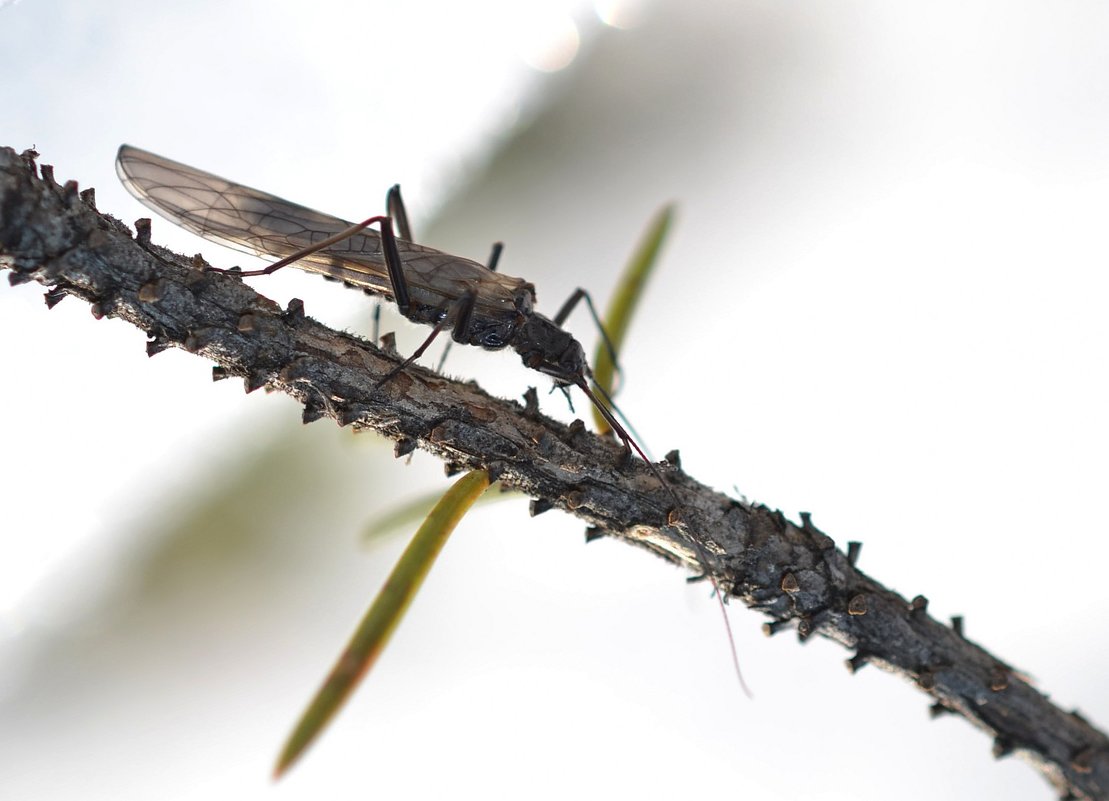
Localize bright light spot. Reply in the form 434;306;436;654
594;0;646;29
516;12;581;73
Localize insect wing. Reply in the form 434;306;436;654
117;145;399;291
115;146;521;306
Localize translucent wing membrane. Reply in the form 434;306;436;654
115;146;530;314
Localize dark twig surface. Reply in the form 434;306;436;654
1;146;1105;800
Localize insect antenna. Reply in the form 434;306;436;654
587;380;654;463
575;380;752;697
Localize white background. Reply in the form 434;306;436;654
1;1;1107;799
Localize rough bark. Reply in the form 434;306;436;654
1;146;1105;800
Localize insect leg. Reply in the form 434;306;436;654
370;186;413;347
210;201;412;316
376;214;411;316
577;381;633;457
386;184;414;242
447;291;479;345
553;288;621;388
218;214;389;277
435;247;499;371
575;378;752;698
552;287;583;326
374;318;448;388
379;291;477;386
434;241;501;370
485;242;504;272
434;343;453;375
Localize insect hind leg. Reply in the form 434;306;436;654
210;184;414;318
211;214;394;278
386;184;414;242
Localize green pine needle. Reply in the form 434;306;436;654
591;204;674;433
274;469;491;778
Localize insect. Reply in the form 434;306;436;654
115;145;636;452
115;145;748;700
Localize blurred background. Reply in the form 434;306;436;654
2;1;1107;798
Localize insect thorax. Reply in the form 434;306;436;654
434;284;532;351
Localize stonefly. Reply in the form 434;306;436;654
115;145;748;700
116;144;638;453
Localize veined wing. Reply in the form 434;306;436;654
115;146;528;310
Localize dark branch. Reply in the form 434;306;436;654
1;146;1106;800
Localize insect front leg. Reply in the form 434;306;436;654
554;288;622;389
